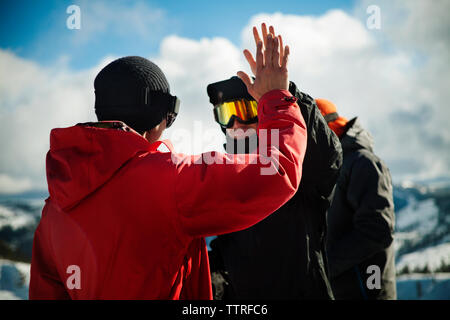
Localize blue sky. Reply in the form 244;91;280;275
0;0;449;193
0;0;355;69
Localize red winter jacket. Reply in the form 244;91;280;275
29;89;307;300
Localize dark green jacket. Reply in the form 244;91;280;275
326;118;396;300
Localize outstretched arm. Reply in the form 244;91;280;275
173;24;307;238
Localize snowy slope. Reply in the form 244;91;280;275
394;181;450;264
0;204;36;230
396;243;450;273
397;273;450;300
0;259;30;300
0;196;43;261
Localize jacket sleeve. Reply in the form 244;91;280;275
327;154;395;278
173;89;307;238
29;207;70;300
293;86;342;206
308;99;342;203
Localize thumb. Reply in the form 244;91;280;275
237;71;252;91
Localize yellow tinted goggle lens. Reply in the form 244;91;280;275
214;99;258;126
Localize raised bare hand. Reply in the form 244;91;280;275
243;23;285;76
238;24;290;102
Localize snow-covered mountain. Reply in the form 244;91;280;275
0;259;29;300
0;181;449;300
394;180;450;274
0;191;44;263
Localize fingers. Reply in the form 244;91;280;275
256;40;264;71
243;49;257;75
236;71;253;90
247;23;287;72
267;25;282;67
264;34;279;68
242;23;290;97
278;35;284;66
265;34;273;68
261;23;268;48
269;25;275;37
252;26;261;48
252;24;276;57
281;45;290;69
273;36;280;68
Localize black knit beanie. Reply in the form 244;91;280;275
94;56;170;134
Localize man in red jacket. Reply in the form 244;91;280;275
29;26;307;299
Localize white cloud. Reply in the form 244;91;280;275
153;35;246;154
239;5;449;181
0;1;449;193
352;0;450;180
70;0;167;45
0;50;100;191
0;174;33;194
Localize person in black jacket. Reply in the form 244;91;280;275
316;98;396;300
206;76;342;299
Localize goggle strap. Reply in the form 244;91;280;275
324;112;339;123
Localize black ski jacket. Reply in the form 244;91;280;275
326;117;396;300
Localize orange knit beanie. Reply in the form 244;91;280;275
315;98;348;138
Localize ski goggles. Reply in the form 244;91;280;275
213;99;258;128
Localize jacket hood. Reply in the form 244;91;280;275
46;121;159;211
341;117;374;153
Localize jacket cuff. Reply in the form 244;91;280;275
258;89;298;115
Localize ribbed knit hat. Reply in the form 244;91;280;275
94;56;170;134
315;98;349;138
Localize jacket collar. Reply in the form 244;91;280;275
341;117;374;153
